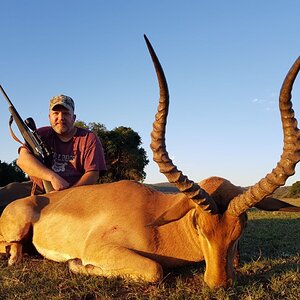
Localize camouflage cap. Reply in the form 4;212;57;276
49;95;75;112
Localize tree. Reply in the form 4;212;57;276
75;121;149;183
0;160;28;186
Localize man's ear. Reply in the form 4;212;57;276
73;114;76;121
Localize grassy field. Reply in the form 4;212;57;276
0;202;299;299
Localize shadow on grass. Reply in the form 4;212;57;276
240;215;300;262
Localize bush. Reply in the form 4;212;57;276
286;181;300;198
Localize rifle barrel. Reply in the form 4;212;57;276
0;85;14;106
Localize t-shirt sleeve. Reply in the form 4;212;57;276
83;132;107;173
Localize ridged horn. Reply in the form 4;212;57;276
228;56;300;216
144;35;218;214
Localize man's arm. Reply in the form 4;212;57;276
72;171;100;187
17;147;70;191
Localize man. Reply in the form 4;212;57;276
0;94;107;212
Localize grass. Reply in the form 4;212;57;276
0;209;299;299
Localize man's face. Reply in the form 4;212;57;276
49;105;76;136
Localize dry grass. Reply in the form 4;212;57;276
278;198;300;206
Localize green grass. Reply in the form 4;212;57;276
0;209;299;299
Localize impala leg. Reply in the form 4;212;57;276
0;239;23;264
68;245;163;283
0;199;37;266
7;242;23;265
0;240;9;260
0;233;7;252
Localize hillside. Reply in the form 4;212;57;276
146;182;179;193
147;182;292;198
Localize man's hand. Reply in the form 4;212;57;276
17;147;70;191
49;173;70;191
72;171;99;187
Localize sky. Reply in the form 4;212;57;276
1;1;300;187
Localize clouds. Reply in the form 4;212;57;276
251;92;277;111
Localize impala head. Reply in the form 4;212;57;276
145;35;300;288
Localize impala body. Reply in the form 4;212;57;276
0;36;300;288
0;177;247;287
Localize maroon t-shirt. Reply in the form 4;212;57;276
35;126;106;188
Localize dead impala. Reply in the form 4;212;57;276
0;36;300;289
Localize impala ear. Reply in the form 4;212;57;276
255;197;300;212
146;199;195;227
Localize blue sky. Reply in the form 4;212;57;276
1;1;300;187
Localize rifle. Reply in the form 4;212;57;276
0;84;54;192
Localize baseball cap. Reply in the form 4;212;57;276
49;95;75;112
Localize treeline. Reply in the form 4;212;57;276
0;160;27;186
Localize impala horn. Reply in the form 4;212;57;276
145;35;218;214
228;56;300;216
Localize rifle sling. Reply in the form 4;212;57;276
8;115;39;195
8;115;26;147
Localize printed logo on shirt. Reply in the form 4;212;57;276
52;152;75;173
